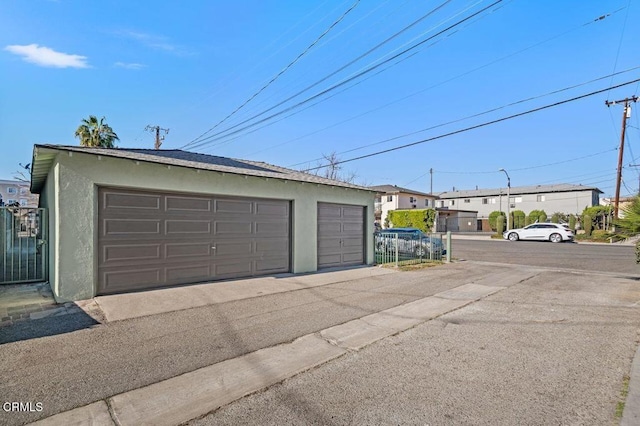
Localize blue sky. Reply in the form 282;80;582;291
1;0;640;197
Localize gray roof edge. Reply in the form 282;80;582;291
30;144;376;192
438;184;603;198
369;184;434;197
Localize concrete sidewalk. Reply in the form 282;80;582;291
94;266;396;322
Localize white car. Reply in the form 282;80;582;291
503;223;574;243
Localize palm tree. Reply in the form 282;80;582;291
74;115;119;148
613;196;640;263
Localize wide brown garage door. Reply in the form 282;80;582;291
317;202;364;269
97;187;290;295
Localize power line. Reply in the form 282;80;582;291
183;0;361;148
302;78;640;172
289;66;639;168
183;0;456;149
183;0;504;150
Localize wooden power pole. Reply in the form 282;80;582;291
605;96;637;219
145;125;170;150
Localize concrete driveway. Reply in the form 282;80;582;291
1;261;639;425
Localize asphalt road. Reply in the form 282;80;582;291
452;239;640;275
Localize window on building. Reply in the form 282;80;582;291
482;198;488;205
464;199;470;203
409;196;415;203
437;200;445;208
537;195;545;202
387;195;393;202
425;199;430;207
19;187;28;194
19;199;28;205
490;198;497;204
6;199;16;205
375;196;381;203
7;187;16;194
509;197;522;203
449;200;455;206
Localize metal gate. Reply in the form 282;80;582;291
0;207;47;284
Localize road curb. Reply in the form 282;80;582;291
622;343;640;425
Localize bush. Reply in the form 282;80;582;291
551;213;559;223
568;214;576;230
488;211;504;231
497;214;504;234
583;214;592;236
512;210;525;228
528;209;547;224
387;209;436;232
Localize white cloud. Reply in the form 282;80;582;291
115;30;194;56
4;44;89;68
114;62;146;70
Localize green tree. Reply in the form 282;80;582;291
614;196;640;263
74;115;119;148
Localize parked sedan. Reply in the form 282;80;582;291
503;223;574;243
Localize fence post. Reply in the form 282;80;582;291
446;231;451;262
394;233;398;268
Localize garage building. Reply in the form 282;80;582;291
30;145;375;302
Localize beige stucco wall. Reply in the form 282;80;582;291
43;150;375;301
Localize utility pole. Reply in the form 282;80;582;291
145;125;170;150
429;168;433;194
605;96;637;219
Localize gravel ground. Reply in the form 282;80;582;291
191;270;640;426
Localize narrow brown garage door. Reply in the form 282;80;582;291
97;187;290;295
317;203;364;269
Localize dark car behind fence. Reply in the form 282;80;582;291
374;230;446;266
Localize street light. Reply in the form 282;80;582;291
499;168;511;231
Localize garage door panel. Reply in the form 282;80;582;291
318;254;341;268
342;206;364;218
318;204;342;217
166;196;212;212
98;187;291;295
215;199;253;214
318;222;341;233
215;221;253;234
166;220;211;234
213;241;253;256
342;221;363;232
342;237;363;248
104;219;161;235
342;252;363;263
255;221;289;235
101;268;162;292
166;242;211;258
102;244;161;263
103;191;161;210
256;202;288;216
166;265;211;282
255;258;288;272
255;239;288;253
215;261;253;277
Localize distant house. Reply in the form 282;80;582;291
437;184;602;224
0;179;39;207
369;184;438;226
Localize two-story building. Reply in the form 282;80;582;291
437;183;602;227
0;179;39;207
370;184;438;227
